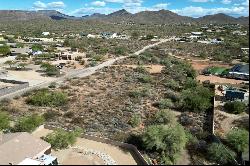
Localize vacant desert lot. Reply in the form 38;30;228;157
197;75;246;84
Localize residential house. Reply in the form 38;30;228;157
211;38;223;44
42;32;50;36
0;132;57;165
227;64;249;80
32;38;54;43
56;47;85;60
232;31;248;36
87;34;100;39
225;89;249;104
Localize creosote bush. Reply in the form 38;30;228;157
26;89;68;107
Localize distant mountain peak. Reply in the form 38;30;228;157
109;9;131;16
0;9;248;25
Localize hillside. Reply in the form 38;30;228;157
197;13;239;24
0;9;248;25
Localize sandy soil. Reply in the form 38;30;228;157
75;138;137;165
191;61;231;72
32;125;53;138
32;127;137;165
197;75;245;84
176;150;191;165
3;70;55;86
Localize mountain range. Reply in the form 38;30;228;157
0;9;248;25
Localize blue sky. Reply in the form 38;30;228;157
0;0;249;17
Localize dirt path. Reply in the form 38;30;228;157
0;38;173;100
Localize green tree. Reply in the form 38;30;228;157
183;77;197;89
32;44;43;52
181;86;213;112
13;114;44;132
40;63;60;76
0;45;10;56
226;128;249;153
0;111;10;131
142;124;187;164
153;110;176;125
207;143;236;165
44;128;82;150
224;101;247;114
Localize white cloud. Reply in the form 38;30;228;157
153;3;171;9
33;1;47;9
33;1;65;10
104;0;143;6
71;7;117;15
92;1;106;7
47;1;66;8
70;0;248;17
221;0;232;4
172;5;249;17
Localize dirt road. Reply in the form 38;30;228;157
0;38;174;100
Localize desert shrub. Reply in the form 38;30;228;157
0;111;10;131
32;43;43;51
207;143;236;165
40;63;60;76
181;86;213;112
164;79;180;91
48;82;57;89
89;61;98;67
15;54;29;61
26;89;68;107
137;75;153;83
43;128;82;150
113;47;127;56
129;114;141;128
224;101;246;114
226;128;249;153
129;88;150;98
13;114;44;132
0;45;10;56
143;124;187;164
153;110;176;125
134;66;148;74
43;110;61;121
92;55;103;61
165;90;181;102
158;99;174;109
183;77;197;89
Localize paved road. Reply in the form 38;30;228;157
0;38;174;100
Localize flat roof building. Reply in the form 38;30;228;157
0;132;54;165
